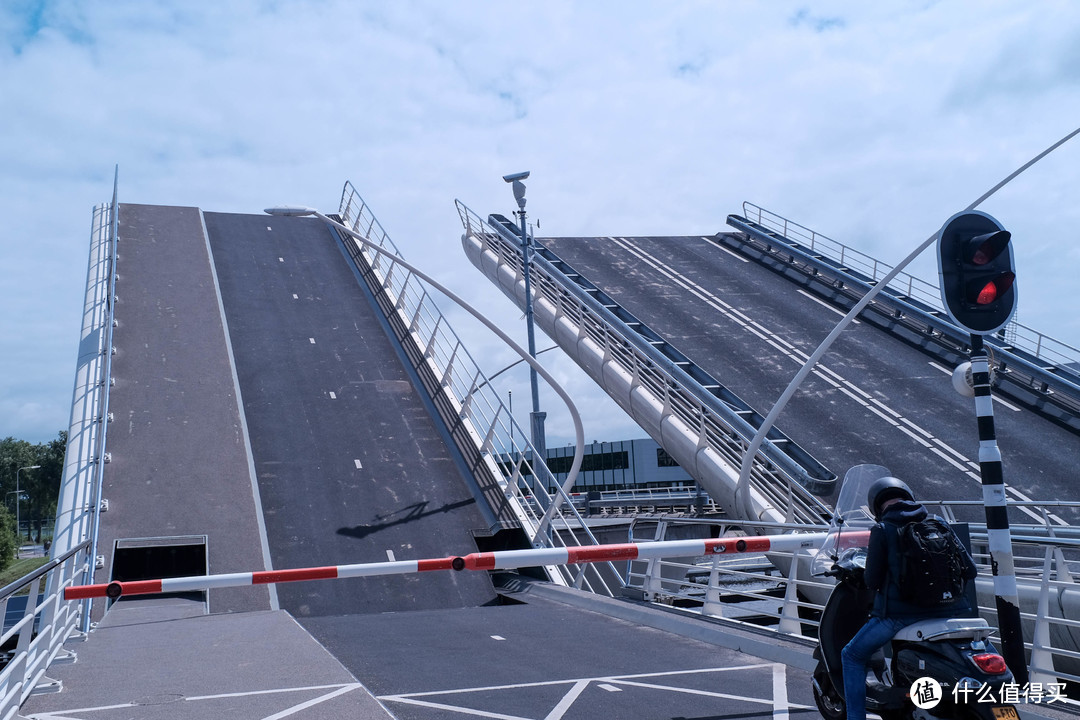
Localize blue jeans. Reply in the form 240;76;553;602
841;616;911;720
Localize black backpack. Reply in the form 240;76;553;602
892;517;967;607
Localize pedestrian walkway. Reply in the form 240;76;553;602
19;597;392;719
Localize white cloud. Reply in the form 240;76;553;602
2;1;1080;444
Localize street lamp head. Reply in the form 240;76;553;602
21;465;40;471
264;206;317;217
503;172;529;211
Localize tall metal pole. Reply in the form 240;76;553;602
969;334;1027;685
510;178;547;460
15;465;40;555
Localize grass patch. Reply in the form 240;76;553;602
0;557;51;594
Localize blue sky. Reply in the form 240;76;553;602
2;1;1079;445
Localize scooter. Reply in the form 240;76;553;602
810;465;1018;720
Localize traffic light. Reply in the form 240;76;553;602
937;210;1017;335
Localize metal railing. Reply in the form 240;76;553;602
0;542;91;715
573;488;723;516
625;508;1080;692
738;201;1080;380
0;175;120;716
457;200;832;528
337;182;620;595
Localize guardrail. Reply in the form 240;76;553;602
457;200;833;529
570;488;723;516
337;182;620;596
0;542;91;713
624;509;1080;691
733;203;1080;403
0;172;126;715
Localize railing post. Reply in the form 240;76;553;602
1028;547;1058;685
777;550;803;635
642;521;668;601
702;554;723;618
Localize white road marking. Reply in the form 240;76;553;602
328;391;336;399
797;288;859;323
386;549;396;561
490;635;506;641
773;663;789;720
278;257;284;262
25;684;364;720
707;237;750;263
545;680;591;720
260;684;362;720
292;293;298;300
354;459;363;469
378;664;811;719
309;337;315;344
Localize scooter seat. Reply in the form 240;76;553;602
893;617;992;642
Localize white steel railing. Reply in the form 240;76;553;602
337;182;621;596
739;201;1080;378
625;508;1080;690
0;175;120;716
456;199;832;528
0;542;91;712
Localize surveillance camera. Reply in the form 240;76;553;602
502;171;530;183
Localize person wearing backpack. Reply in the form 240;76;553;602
840;476;978;720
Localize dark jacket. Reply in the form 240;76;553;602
864;499;978;620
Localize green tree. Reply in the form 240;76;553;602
0;432;64;544
0;505;17;569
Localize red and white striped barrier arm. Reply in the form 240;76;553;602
65;530;866;601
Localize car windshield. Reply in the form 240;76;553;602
810;464;891;576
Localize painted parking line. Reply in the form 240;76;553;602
378;664;811;720
25;683;366;720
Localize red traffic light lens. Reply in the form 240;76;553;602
972;272;1015;306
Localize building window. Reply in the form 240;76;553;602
656;448;680;468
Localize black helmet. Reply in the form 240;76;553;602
867;476;914;519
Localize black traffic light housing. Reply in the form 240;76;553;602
937;210;1017;335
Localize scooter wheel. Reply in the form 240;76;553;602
812;671;846;720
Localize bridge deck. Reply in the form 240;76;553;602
91;203;272;617
536;234;1080;526
203;211;499;618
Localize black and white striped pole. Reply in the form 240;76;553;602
938;210;1026;685
967;335;1027;685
